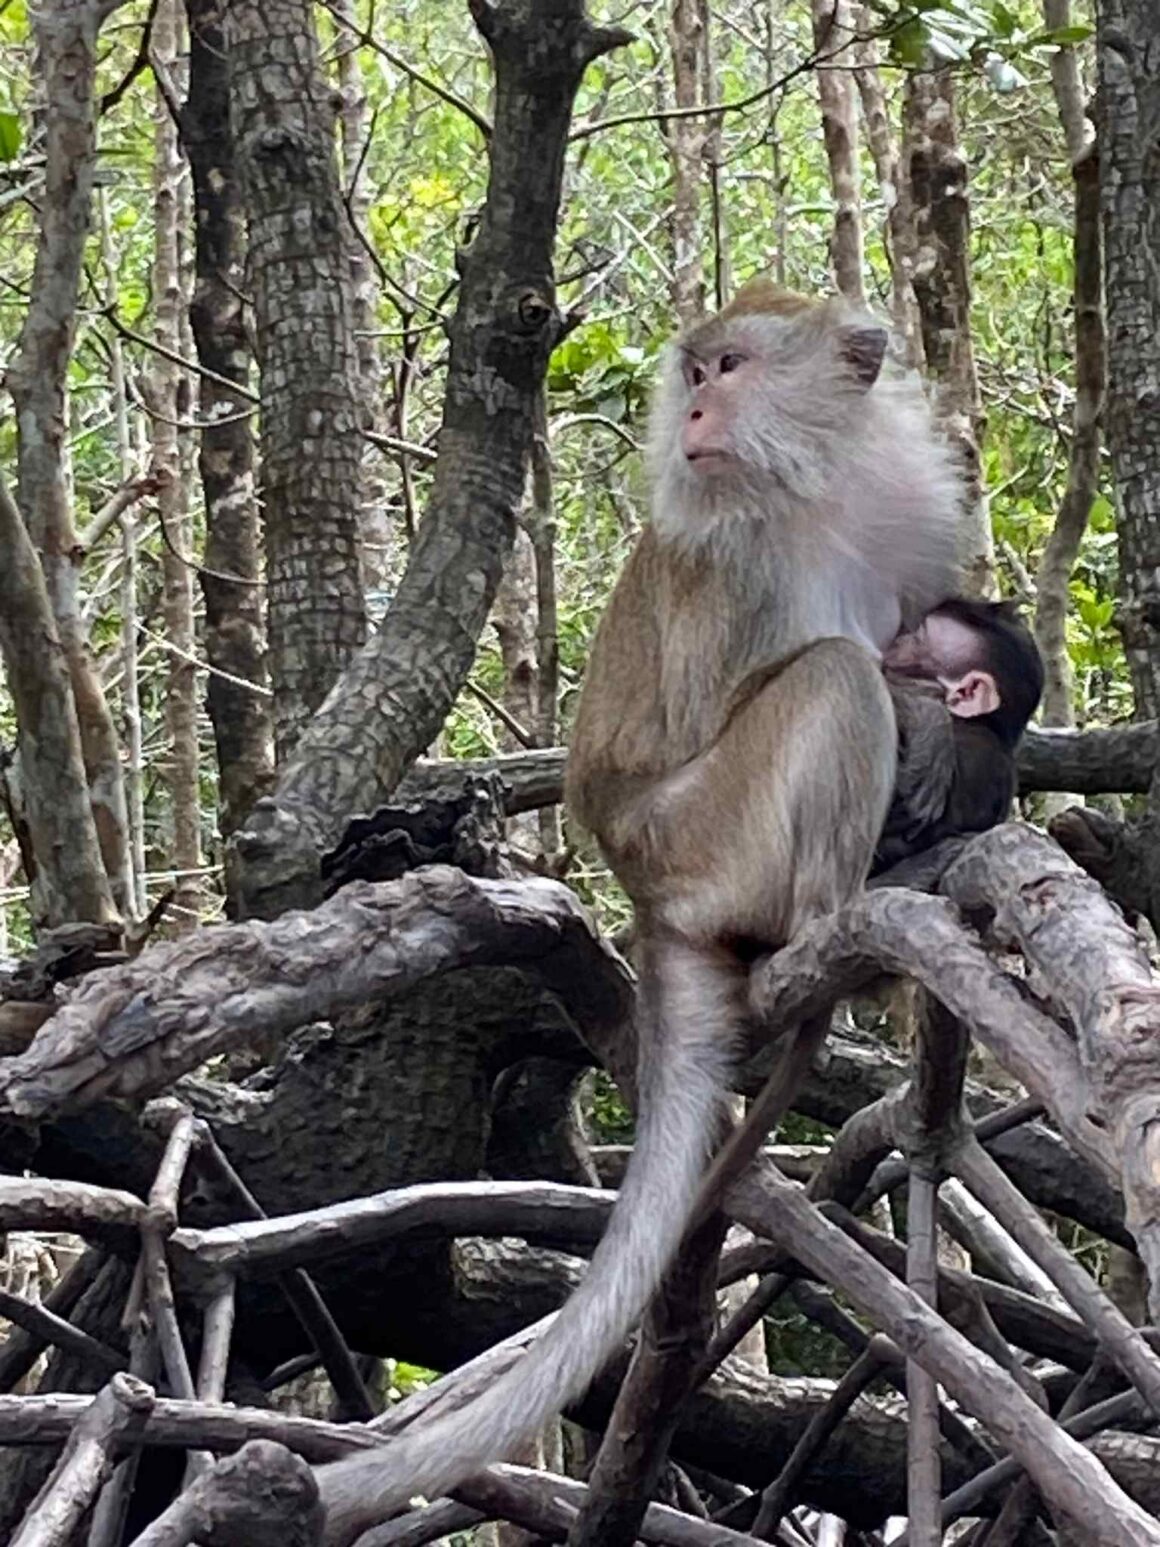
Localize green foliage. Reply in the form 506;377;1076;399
868;0;1091;74
0;111;20;161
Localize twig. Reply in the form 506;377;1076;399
955;1136;1160;1416
467;678;536;748
0;1287;125;1378
102;307;259;402
0;1248;106;1393
753;1339;891;1536
190;1124;376;1422
316;0;491;140
99;0;161;112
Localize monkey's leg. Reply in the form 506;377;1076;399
569;644;895;1546
654;637;896;946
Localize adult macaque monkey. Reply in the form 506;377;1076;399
317;280;963;1545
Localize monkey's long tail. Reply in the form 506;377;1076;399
315;937;740;1546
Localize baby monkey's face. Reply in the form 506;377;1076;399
883;611;1001;722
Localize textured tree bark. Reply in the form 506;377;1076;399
1034;143;1105;732
5;0;132;914
231;1;633;921
493;527;540;751
183;0;274;844
96;190;148;917
0;476;116;929
903;68;995;597
1098;1;1160;720
151;0;202;931
852;3;923;368
1045;0;1094;164
667;0;706;324
331;0;394;599
225;0;367;763
812;0;865;304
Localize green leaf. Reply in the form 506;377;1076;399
1024;24;1094;47
889;17;931;68
0;111;21;162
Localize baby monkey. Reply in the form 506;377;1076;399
872;596;1044;874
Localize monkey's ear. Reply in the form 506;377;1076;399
837;325;889;387
945;670;1002;720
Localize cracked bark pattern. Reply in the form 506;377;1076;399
1098;2;1160;719
903;68;995;597
226;0;366;763
184;0;274;841
5;0;132;913
231;2;632;921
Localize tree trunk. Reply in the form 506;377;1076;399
1098;0;1160;719
1034;144;1105;732
152;0;202;930
0;477;117;929
1045;0;1093;163
668;0;706;324
5;0;132;914
852;4;923;367
226;0;367;762
332;0;394;599
231;2;633;922
812;0;864;304
96;188;148;916
903;67;995;597
184;0;274;846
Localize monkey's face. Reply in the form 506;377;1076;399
884;612;1001;720
648;301;891;518
885;611;984;677
678;349;760;470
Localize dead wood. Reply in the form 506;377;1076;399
3;821;1160;1537
0;867;632;1119
11;1373;153;1547
127;1439;322;1547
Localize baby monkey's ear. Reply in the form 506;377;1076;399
944;669;1002;720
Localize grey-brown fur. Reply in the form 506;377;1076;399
315;285;963;1544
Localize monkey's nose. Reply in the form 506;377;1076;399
690;409;703;421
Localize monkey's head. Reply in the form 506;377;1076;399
884;597;1044;749
648;278;892;520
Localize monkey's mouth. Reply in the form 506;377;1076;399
685;449;732;469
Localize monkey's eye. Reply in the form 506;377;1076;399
719;352;746;375
690;363;707;387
